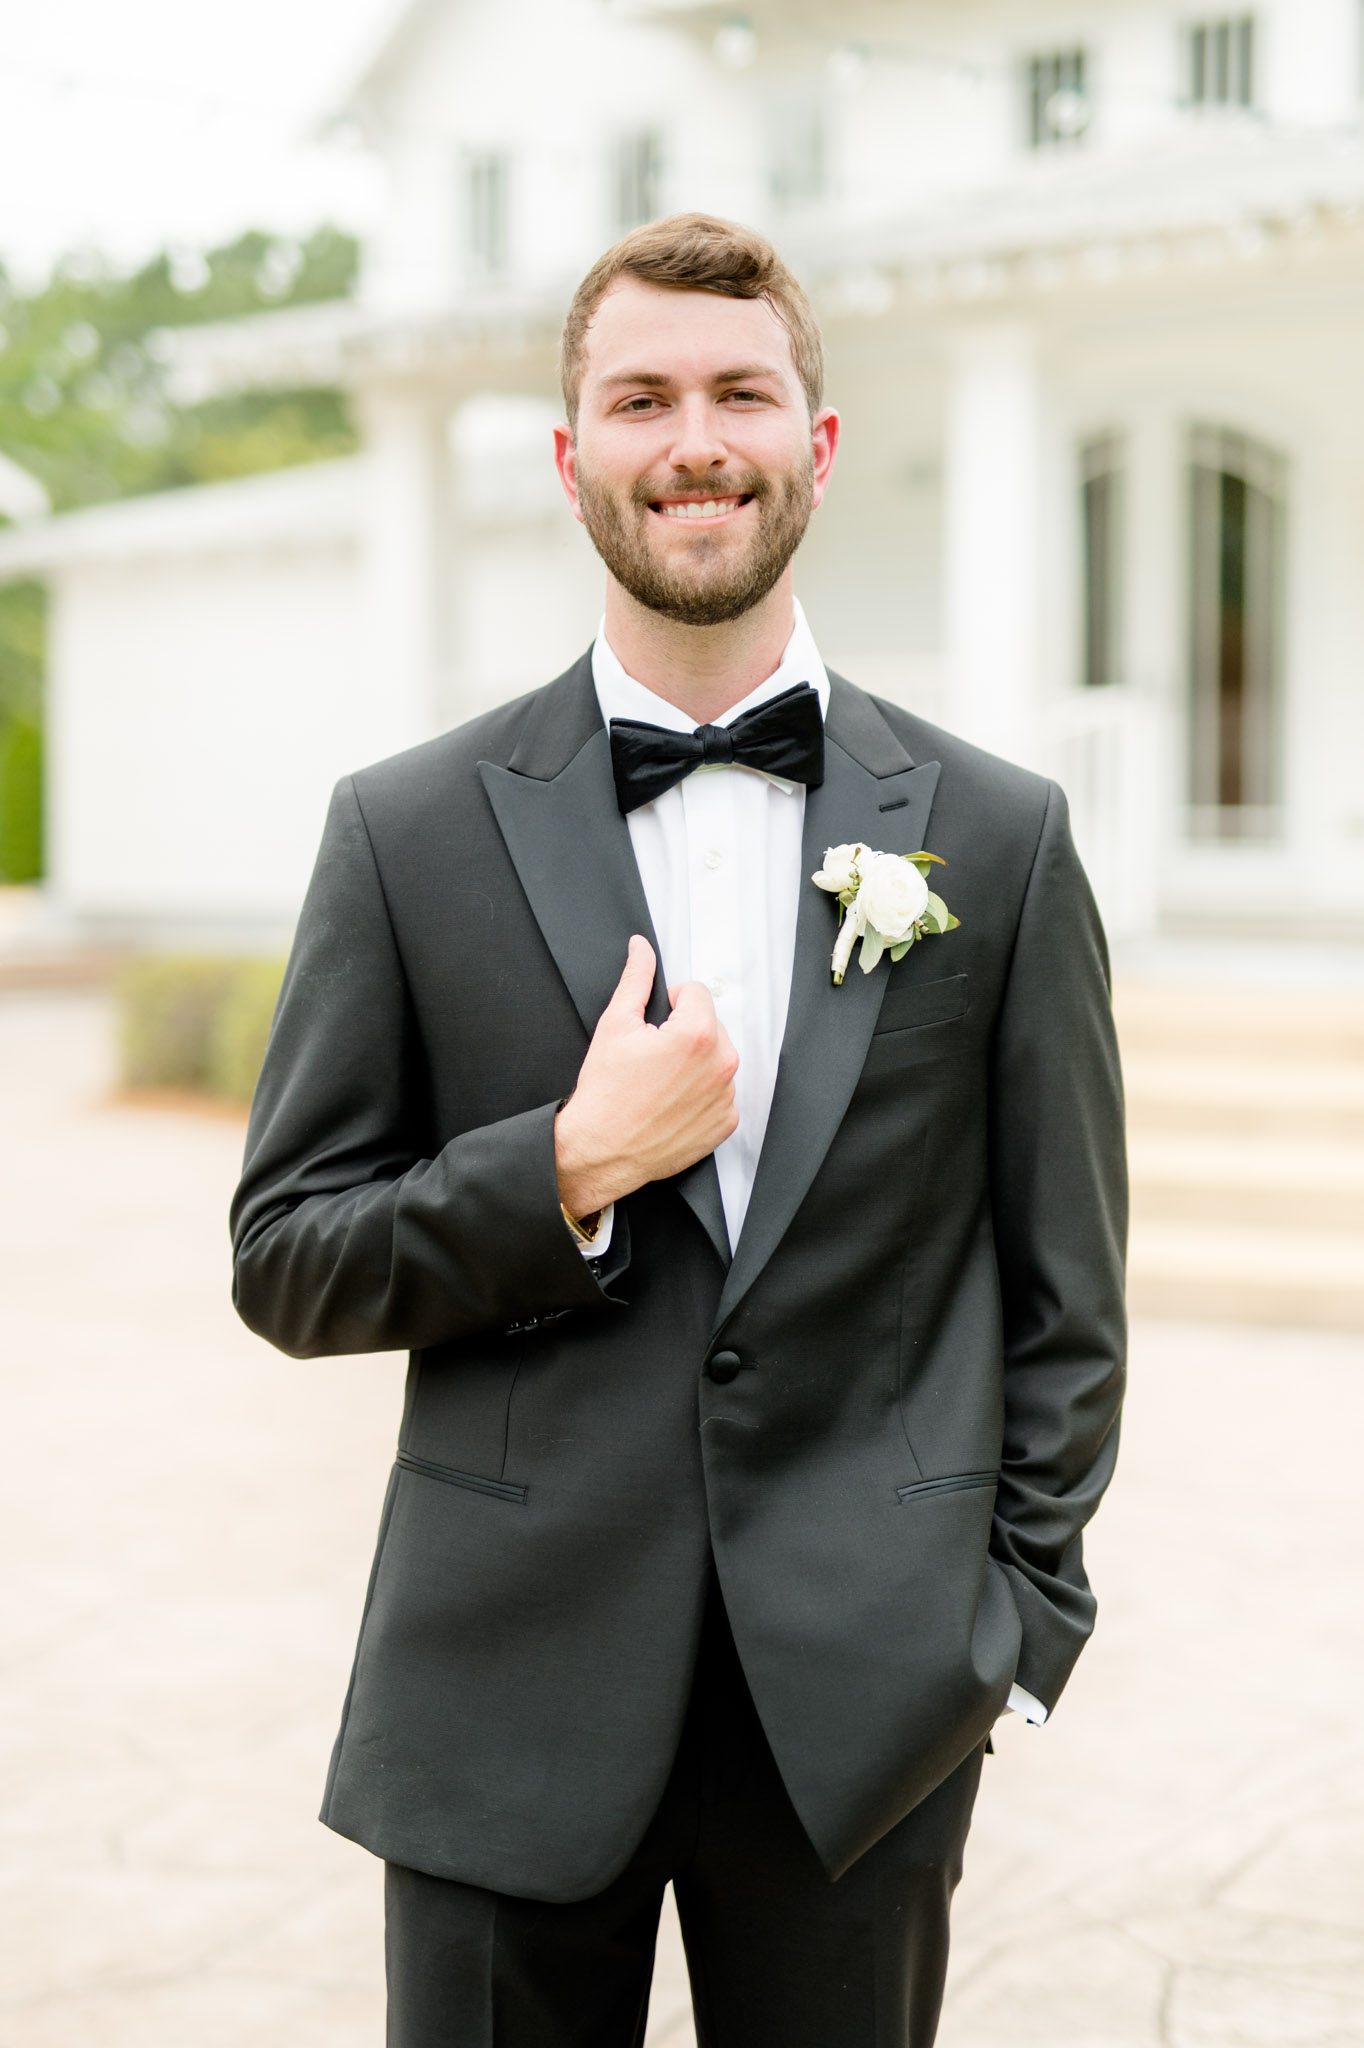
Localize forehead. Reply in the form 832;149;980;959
581;276;798;388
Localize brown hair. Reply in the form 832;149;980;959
559;212;824;429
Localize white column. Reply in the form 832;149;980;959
1127;406;1183;836
355;385;459;757
941;324;1043;765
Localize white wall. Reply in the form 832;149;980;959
48;537;375;942
1261;0;1362;125
450;394;605;715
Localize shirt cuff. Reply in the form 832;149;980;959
1005;1682;1048;1725
573;1202;614;1259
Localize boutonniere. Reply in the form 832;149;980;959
812;843;960;985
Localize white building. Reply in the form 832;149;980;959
5;0;1364;948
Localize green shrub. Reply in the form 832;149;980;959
0;714;42;882
116;955;284;1103
207;958;285;1103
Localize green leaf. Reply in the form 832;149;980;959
858;929;886;973
923;890;951;934
889;938;914;961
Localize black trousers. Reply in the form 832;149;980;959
385;1590;984;2048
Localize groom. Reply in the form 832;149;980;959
232;213;1126;2045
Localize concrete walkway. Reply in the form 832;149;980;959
1;989;1361;2047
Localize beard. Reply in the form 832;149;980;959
574;452;815;627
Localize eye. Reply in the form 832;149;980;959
618;395;663;414
724;388;768;406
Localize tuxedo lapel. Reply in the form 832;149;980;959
712;680;942;1333
478;661;730;1267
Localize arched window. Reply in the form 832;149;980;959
1188;425;1285;839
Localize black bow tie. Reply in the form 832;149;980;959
609;683;825;815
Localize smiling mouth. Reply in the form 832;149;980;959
649;494;754;522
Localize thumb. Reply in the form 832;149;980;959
606;935;656;1021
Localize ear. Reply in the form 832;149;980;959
810;407;840;509
553;422;586;525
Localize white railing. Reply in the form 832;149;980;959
1042;686;1165;941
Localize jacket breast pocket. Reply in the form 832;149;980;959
862;971;970;1077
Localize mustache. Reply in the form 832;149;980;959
632;471;769;508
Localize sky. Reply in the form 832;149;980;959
0;0;401;282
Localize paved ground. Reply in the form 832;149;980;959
1;988;1362;2047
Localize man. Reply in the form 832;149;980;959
232;213;1126;2046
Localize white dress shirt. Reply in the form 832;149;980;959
594;599;827;1250
577;600;1046;1727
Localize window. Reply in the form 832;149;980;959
1187;18;1255;107
770;103;827;209
615;132;662;233
1188;426;1285;837
466;152;510;276
1080;437;1124;689
1026;49;1089;148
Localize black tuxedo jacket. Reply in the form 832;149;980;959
231;655;1126;1901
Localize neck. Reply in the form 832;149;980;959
602;570;796;726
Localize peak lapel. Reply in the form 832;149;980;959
478;667;729;1267
712;683;942;1333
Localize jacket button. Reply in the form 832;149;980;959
707;1349;742;1384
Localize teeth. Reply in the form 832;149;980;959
661;498;738;520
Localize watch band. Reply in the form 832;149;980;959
560;1202;604;1247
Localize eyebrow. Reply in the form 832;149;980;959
598;364;787;391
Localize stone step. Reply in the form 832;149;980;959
1117;980;1364;1326
1123;1053;1364;1141
1127;1219;1364;1329
1128;1134;1364;1231
1114;982;1364;1064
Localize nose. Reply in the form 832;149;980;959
665;395;728;479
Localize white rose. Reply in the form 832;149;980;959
812;842;869;894
857;853;928;942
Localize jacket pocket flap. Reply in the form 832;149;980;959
896;1470;997;1503
396;1450;527;1503
874;971;969;1036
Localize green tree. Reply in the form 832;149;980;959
0;714;41;882
0;578;44;881
0;224;360;512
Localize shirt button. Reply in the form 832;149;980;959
708;977;726;998
703;848;724;870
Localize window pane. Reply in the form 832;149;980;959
1188;426;1284;836
1235;17;1254;104
467;153;509;274
1187;17;1255;107
616;132;661;232
1025;48;1087;148
1081;438;1124;689
771;104;827;209
1028;58;1046;147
